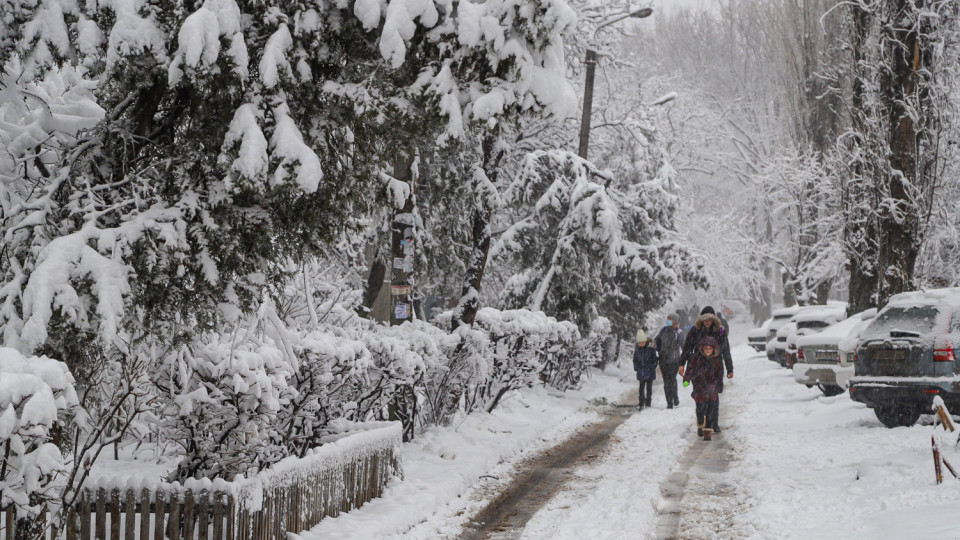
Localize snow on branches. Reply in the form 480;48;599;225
495;149;698;336
0;348;79;520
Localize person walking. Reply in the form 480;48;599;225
655;313;684;408
633;330;658;411
682;336;725;440
679;306;733;432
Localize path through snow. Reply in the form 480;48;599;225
298;336;960;539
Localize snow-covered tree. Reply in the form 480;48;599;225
495;149;700;337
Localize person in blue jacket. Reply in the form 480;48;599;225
633;329;658;411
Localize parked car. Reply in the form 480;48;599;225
770;321;796;367
747;319;772;352
849;288;960;428
783;306;848;368
794;309;877;396
766;307;801;362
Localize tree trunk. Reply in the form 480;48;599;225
876;0;925;307
844;3;879;315
452;134;503;329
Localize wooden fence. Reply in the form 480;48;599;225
1;422;401;540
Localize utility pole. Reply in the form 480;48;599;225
577;7;653;160
390;151;418;326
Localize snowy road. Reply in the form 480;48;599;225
300;342;960;539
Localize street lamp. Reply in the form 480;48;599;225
577;7;654;160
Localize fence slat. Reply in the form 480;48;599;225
95;488;106;540
197;490;209;540
182;490;194;540
124;490;135;540
80;492;91;539
110;489;121;540
152;491;164;540
66;503;77;540
138;489;150;540
167;491;180;540
212;493;224;540
4;507;14;540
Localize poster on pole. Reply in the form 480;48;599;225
391;285;412;296
393;257;406;269
394;303;410;320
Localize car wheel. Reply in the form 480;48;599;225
874;406;921;428
805;384;814;389
818;384;845;397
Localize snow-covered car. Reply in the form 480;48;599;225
849;288;960;428
783;305;848;368
766;307;800;361
747;319;772;352
794;309;877;396
769;321;796;367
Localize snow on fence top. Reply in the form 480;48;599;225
81;421;402;513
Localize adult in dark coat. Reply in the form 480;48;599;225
679;307;733;377
655;313;684;408
678;307;734;431
683;336;725;438
633;330;658;410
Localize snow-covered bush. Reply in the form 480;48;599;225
155;327;297;482
0;348;78;538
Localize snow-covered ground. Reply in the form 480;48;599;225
296;323;960;539
293;362;637;539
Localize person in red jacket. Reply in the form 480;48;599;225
683;336;727;440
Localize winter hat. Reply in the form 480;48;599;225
636;329;648;343
698;336;719;352
700;306;716;316
668;313;680;323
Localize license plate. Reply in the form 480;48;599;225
815;350;835;360
872;349;906;360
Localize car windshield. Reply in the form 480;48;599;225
797;320;830;330
860;306;939;340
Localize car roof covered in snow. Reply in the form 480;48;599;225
886;287;960;309
772;306;801;318
796;309;877;348
792;304;848;323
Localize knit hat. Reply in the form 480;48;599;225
668;313;680;323
700;306;716;315
636;329;647;343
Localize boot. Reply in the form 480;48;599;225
697;420;704;437
702;428;713;441
645;399;652;407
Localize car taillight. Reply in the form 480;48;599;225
934;338;954;362
837;353;842;365
797;348;804;360
934;348;955;362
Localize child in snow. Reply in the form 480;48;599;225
682;336;725;440
633;330;658;411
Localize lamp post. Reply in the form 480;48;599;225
577;7;654;160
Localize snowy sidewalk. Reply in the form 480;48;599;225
296;342;960;539
292;364;637;539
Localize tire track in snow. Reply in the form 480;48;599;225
654;390;747;539
458;390;638;540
